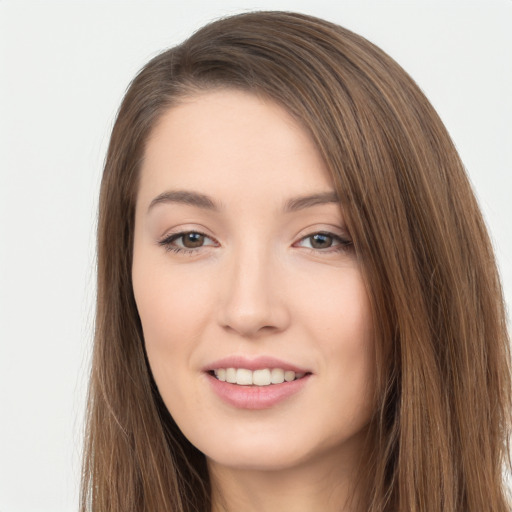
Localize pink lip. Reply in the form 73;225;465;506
203;356;312;410
203;355;310;373
206;372;311;410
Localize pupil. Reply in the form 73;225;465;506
311;234;332;248
183;233;204;248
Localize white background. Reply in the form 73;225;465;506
0;1;511;511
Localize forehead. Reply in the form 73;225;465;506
137;89;334;211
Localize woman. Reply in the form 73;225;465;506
81;11;511;512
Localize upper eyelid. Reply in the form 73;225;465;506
294;232;352;248
295;226;351;242
158;229;350;250
159;227;216;242
161;231;218;245
159;228;347;240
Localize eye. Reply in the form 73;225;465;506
295;232;352;252
159;231;218;253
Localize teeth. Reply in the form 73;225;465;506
284;370;295;382
213;368;307;386
253;369;271;386
215;368;226;382
226;368;237;384
271;368;284;384
236;368;253;385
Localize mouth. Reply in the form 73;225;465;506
209;368;310;386
204;356;312;408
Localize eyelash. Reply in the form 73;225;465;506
159;231;219;255
158;230;353;255
295;232;353;253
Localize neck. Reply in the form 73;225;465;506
208;442;368;512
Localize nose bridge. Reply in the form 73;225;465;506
218;239;287;337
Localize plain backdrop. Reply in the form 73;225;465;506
0;1;511;511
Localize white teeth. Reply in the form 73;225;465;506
271;368;285;384
226;368;237;384
253;369;271;386
214;368;226;382
284;370;295;382
236;368;253;385
213;367;306;386
284;371;295;382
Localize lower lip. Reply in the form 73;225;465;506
207;373;311;409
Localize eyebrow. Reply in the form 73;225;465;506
148;190;219;212
147;189;339;213
284;191;339;212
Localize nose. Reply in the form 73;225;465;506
217;246;290;338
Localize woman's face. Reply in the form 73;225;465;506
132;89;375;473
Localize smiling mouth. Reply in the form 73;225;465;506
210;368;309;386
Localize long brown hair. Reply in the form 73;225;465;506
81;11;511;511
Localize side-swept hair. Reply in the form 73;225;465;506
81;11;511;512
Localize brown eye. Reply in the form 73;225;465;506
182;232;206;248
309;233;333;248
159;231;218;253
295;231;353;253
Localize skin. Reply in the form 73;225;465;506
132;89;375;512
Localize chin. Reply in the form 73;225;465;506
206;446;311;473
195;425;348;474
186;424;301;468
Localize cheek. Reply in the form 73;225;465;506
132;255;213;381
300;270;375;415
296;266;373;351
330;283;374;381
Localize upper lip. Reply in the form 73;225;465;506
203;355;311;373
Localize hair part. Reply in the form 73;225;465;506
82;11;511;511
